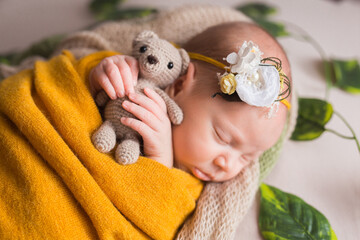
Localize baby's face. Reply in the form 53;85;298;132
170;70;287;182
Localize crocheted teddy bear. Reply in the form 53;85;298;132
92;30;190;165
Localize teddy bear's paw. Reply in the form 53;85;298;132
169;109;184;125
92;121;116;153
95;90;110;107
115;139;140;165
93;138;115;153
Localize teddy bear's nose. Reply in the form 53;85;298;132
147;55;158;64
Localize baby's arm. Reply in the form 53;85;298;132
89;55;139;99
121;88;174;168
89;55;173;168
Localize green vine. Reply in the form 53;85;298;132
238;3;359;155
332;111;360;152
283;21;333;100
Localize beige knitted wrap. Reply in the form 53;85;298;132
3;5;298;239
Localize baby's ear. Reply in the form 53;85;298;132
178;48;190;75
133;30;158;47
171;62;195;97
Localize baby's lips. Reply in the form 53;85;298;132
192;167;212;181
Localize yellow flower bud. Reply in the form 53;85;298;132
220;73;237;95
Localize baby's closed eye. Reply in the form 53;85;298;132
213;126;230;145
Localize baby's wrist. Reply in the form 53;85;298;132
149;156;173;169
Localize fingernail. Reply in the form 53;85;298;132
110;93;117;100
122;101;129;108
117;91;124;98
127;89;134;96
128;93;136;100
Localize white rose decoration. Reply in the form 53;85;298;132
235;65;280;107
219;40;281;108
225;41;263;75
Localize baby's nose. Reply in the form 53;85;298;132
147;55;158;64
213;157;228;171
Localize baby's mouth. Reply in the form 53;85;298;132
192;167;213;181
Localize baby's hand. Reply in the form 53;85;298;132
120;88;173;168
89;55;139;99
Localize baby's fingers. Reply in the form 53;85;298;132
91;66;117;99
112;57;134;96
122;100;163;131
103;59;126;98
128;90;167;122
124;56;139;94
143;88;167;113
120;117;153;142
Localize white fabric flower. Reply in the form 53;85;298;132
235;65;280;107
225;41;263;75
219;41;280;108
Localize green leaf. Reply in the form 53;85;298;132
236;3;289;38
253;18;289;38
89;0;156;21
331;59;360;94
0;34;65;66
0;56;11;65
259;184;337;240
237;3;277;19
291;98;333;141
99;8;157;21
89;0;124;14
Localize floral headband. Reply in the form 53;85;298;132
188;41;291;116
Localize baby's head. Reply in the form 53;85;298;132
166;22;292;182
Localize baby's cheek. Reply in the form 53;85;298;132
179;138;206;167
172;127;193;162
181;138;200;161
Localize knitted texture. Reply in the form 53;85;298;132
0;50;203;240
0;55;45;79
91;30;188;164
0;5;251;79
176;160;260;240
176;95;298;240
51;5;252;59
1;5;298;239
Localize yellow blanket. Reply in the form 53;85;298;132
0;50;203;240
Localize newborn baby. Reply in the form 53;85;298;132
89;21;292;182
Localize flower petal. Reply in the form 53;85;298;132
226;52;238;64
235;65;280;107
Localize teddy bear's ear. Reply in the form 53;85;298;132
133;30;158;47
178;48;190;75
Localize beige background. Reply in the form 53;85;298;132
1;0;359;239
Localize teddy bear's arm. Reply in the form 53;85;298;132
95;90;110;107
153;88;183;125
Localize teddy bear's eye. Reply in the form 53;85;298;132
139;46;147;53
167;62;174;69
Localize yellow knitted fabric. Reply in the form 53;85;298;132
0;50;203;240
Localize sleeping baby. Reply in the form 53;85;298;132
89;21;292;182
0;19;293;240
